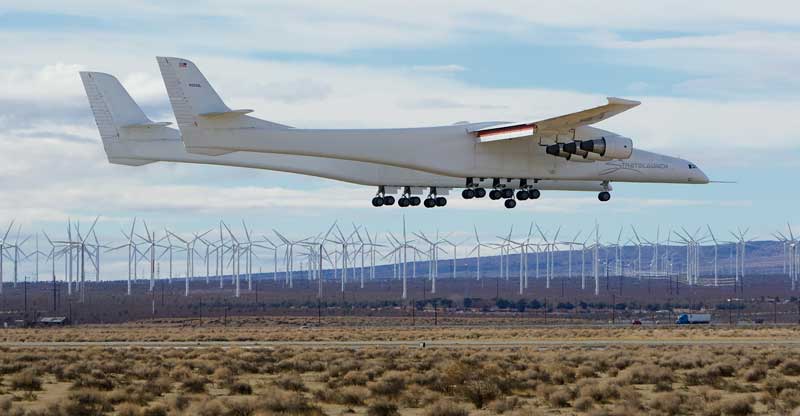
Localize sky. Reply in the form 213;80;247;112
0;1;798;279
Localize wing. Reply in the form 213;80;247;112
470;97;640;143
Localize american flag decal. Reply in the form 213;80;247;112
179;62;188;68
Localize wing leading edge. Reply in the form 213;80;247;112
471;97;640;143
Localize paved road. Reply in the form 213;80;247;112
2;339;800;348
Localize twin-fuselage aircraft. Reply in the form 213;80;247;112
80;57;708;209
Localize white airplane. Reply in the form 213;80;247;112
80;71;610;207
156;57;709;209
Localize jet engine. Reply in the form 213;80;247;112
578;136;633;159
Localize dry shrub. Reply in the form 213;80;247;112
117;403;142;416
369;372;407;397
143;376;173;396
685;363;735;386
60;389;113;415
367;400;399;416
334;386;369;406
229;381;253;395
648;392;683;416
654;379;673;392
716;396;754;416
549;387;573;408
579;381;620;403
779;388;800;409
577;365;597;378
181;375;208;393
195;398;226;416
142;404;168;416
460;379;500;408
780;360;800;376
274;374;308;392
765;375;796;396
488;397;521;414
71;370;115;391
339;370;369;386
256;388;322;415
618;364;672;385
10;369;42;391
573;396;594;412
168;394;190;412
743;367;767;382
399;384;442;408
424;399;469;416
212;367;235;385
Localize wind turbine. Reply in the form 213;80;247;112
468;226;493;281
108;218;138;295
707;225;720;287
0;220;14;293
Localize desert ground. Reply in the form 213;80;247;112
2;318;800;415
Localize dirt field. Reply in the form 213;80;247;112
2;320;800;415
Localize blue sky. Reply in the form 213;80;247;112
0;1;798;278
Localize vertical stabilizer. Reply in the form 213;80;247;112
80;71;178;165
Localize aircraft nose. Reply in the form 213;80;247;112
688;162;709;184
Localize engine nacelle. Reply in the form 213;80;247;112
546;144;593;162
579;136;633;159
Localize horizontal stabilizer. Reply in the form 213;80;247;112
472;97;640;143
199;109;254;118
122;121;173;128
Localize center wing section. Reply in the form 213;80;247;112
470;97;640;143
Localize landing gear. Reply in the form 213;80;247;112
409;196;421;206
398;197;410;207
529;189;541;199
489;189;502;200
598;191;611;202
462;189;475;199
435;197;447;207
424;198;436;208
501;188;514;199
504;199;517;209
516;190;529;201
371;197;384;207
383;195;395;206
474;188;486;198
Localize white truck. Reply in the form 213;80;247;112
675;313;711;325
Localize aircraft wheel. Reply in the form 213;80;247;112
474;188;486;198
383;195;395;206
371;197;384;207
424;198;436;208
489;190;502;200
435;197;447;207
516;190;530;201
462;189;475;199
598;191;611;202
530;189;541;199
504;199;517;209
398;197;410;207
409;196;421;206
501;188;514;199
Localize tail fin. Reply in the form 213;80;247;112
156;56;289;155
80;71;179;166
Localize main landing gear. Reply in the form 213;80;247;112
373;186;445;208
461;188;487;199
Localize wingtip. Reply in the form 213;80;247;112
607;97;641;106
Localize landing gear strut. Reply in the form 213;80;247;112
598;182;611;202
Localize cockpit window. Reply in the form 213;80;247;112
688;163;697;169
